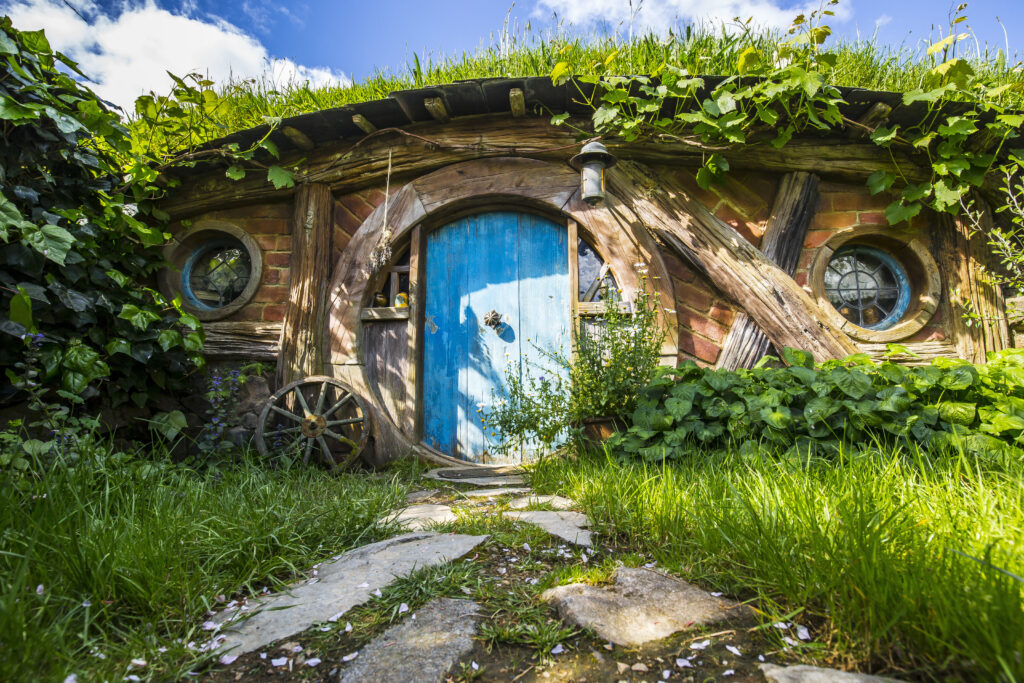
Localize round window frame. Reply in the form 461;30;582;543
810;225;941;343
161;220;263;322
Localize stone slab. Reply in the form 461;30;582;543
505;510;592;546
384;504;457;530
338;598;481;683
507;494;576;510
214;532;486;656
759;664;903;682
460;487;532;499
405;489;440;503
423;466;525;487
542;567;750;646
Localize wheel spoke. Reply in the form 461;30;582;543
316;435;336;470
302;437;315;465
266;426;302;437
324;428;359;449
314;381;328;414
326;417;364;427
324;393;353;419
293;386;312;417
271;405;303;423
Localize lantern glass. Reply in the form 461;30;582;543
581;160;606;205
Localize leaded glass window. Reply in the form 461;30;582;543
824;245;911;330
183;238;252;310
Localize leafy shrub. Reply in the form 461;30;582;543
611;346;1024;462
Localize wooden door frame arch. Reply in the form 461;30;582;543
325;156;678;466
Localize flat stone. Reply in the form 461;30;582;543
460;487;532;499
405;489;440;503
384;504;457;530
214;532;486;656
338;598;480;683
505;510;592;546
759;664;903;682
423;466;525;487
507;494;576;510
542;567;749;646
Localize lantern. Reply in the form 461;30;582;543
569;141;617;206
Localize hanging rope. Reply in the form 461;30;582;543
369;148;393;273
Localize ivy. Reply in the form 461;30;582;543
550;1;1022;225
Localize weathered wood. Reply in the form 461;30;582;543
970;197;1012;356
405;225;423;437
423;97;450;123
568;219;579;325
611;162;858;362
718;172;820;370
282;125;315;151
204;321;282;360
509;88;526;117
846;102;892;139
360;307;411;321
351;114;376;134
276;183;334;387
861;340;958;366
363;320;408;428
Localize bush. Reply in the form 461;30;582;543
611;346;1024;462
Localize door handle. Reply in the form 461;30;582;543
483;310;503;331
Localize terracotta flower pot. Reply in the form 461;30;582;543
581;416;628;443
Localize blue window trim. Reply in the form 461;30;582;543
828;245;911;331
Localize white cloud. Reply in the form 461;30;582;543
874;14;892;29
534;0;852;33
2;0;349;112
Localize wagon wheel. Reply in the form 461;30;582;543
255;375;370;472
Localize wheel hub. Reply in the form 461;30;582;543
301;414;327;438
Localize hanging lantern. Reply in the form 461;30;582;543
569;141;617;206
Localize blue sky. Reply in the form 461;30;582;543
1;0;1020;110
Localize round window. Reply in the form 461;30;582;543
182;238;253;311
824;245;911;330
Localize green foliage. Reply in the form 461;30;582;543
484;280;664;453
551;2;1022;221
610;347;1024;463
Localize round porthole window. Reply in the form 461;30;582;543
160;221;264;322
824;246;911;330
183;238;252;311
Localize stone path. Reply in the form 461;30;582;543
384;503;458;530
338;598;481;683
507;493;576;510
458;486;532;499
504;509;592;546
422;465;525;487
760;663;904;682
213;532;486;657
543;567;750;646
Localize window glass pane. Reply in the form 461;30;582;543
577;238;617;301
185;238;252;310
824;246;910;330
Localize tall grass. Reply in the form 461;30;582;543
532;444;1024;680
0;452;405;681
202;21;1024;138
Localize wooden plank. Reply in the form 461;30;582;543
718;172;820;370
846;102;892;139
612;161;858;362
360;307;411;321
204;321;282;360
568;219;579;325
282;125;315;151
577;301;629;316
363;320;408;427
351;114;376;134
861;340;957;365
276;183;334;387
970;197;1012;355
423;97;450;123
509;88;526;117
405;225;423;437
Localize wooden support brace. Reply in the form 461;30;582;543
611;162;858;362
423;97;450;123
509;88;526;117
282;125;315;151
846;102;892;139
718;172;821;369
351;114;377;134
277;183;334;387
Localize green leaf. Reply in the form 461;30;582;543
550;112;570;126
939;364;977;390
885;200;922;225
183;332;204;352
782;347;814;369
21;224;75;265
157;329;183;351
760;405;793;429
869;125;899;146
833;367;873;399
20;29;51;55
225;165;246;180
550;61;570;86
105;338;132;357
938;402;976;426
21;439;51;458
937;116;977;137
150;410;188;440
932;178;966;210
867;170;895;195
0;30;17;55
118;304;161;331
267;165;295;190
9;286;34;333
736;46;761;74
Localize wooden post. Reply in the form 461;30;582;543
277;182;334;388
718;172;820;369
611;162;858;362
405;226;423;438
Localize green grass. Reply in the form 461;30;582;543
0;450;406;681
199;21;1024;139
531;443;1024;680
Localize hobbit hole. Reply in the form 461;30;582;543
154;78;1018;466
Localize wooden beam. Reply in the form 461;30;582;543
718;172;821;370
360;307;410;321
282;125;315;151
611;162;858;362
351;114;376;134
406;225;423;438
204;321;282;360
423;97;450;123
276;182;334;387
509;88;526;117
846;102;892;139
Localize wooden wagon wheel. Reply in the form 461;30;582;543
255;375;370;472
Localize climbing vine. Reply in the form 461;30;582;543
550;1;1022;227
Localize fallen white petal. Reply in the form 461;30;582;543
773;621;790;630
663;670;671;679
357;582;369;588
342;652;359;662
676;657;692;668
270;657;288;667
497;567;507;575
259;653;267;659
796;625;811;641
291;645;303;653
129;658;146;668
306;658;321;667
218;655;238;665
550;644;564;655
124;676;141;682
63;675;77;683
200;621;218;631
398;603;409;614
36;584;44;595
723;670;735;676
758;655;765;662
471;661;479;670
372;589;382;597
783;636;798;646
711;592;723;597
328;611;345;622
345;622;353;632
726;645;742;657
690;639;711;650
522;543;530;552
